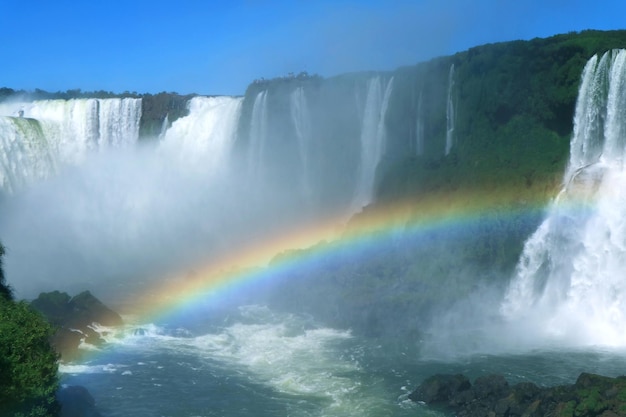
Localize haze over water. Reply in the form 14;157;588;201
2;49;626;415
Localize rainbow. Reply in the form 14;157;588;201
125;180;581;324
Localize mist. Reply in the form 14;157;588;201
5;47;626;360
0;141;273;302
0;103;285;303
0;77;395;305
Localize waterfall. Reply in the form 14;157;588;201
415;91;424;156
160;96;242;177
500;50;626;346
445;64;455;156
352;76;394;211
445;65;455;155
98;98;142;148
0;117;54;192
290;87;313;203
247;90;268;182
158;114;169;139
0;98;141;192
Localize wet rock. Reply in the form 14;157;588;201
30;290;122;361
473;374;509;400
408;373;471;403
410;372;626;417
57;385;102;417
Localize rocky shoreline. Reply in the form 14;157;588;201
30;290;123;362
30;290;123;417
409;372;626;417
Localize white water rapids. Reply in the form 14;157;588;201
501;49;626;347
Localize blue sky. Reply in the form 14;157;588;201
1;0;625;96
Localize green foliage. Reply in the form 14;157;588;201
574;387;606;416
0;243;59;416
0;298;59;416
379;29;626;206
556;400;576;417
0;87;16;99
546;374;626;417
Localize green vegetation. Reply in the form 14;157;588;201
380;30;626;204
551;373;626;417
0;243;59;416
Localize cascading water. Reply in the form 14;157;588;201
97;98;142;148
158;114;169;139
0;95;245;298
415;91;424;156
352;76;394;211
0;98;141;192
160;96;242;177
501;49;626;347
0;116;54;192
290;87;313;204
247;90;268;183
445;64;455;155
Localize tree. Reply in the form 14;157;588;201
0;244;60;416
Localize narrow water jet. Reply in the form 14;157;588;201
352;76;394;212
445;64;455;156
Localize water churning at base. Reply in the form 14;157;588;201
501;49;626;346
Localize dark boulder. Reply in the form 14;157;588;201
496;382;542;417
30;290;122;361
408;373;471;403
410;372;626;417
30;290;72;325
473;374;509;400
31;290;122;328
66;290;123;327
57;385;102;417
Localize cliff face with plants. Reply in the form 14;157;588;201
252;30;626;335
378;30;626;201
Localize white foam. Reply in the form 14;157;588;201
501;50;626;347
59;363;126;375
159;96;242;178
0;98;141;192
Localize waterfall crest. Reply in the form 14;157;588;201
0;98;141;192
160;96;242;177
0;116;54;192
247;91;269;183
